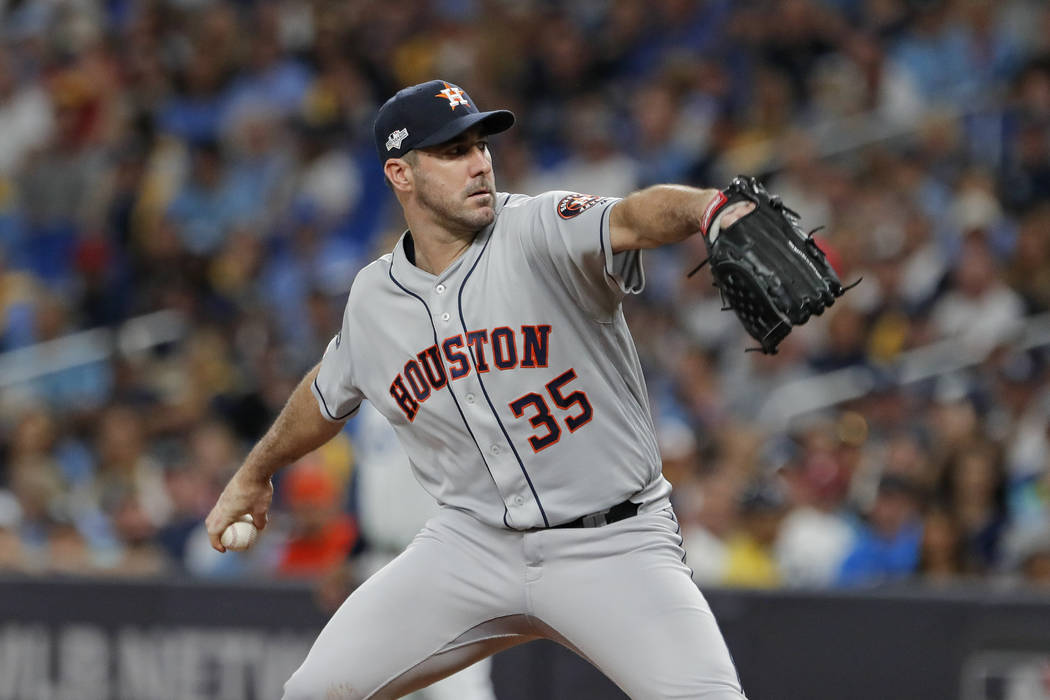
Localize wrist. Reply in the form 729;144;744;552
698;188;729;237
238;458;277;483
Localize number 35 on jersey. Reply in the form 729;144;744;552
388;323;594;451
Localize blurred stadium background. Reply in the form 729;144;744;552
2;0;1050;698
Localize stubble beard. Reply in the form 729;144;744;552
415;170;495;234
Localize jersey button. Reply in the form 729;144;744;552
513;496;525;506
441;312;451;322
465;393;475;404
490;445;501;455
436;284;446;294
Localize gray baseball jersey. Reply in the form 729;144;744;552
312;190;670;530
291;189;746;700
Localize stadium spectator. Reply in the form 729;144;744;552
681;467;738;586
274;460;357;579
935;439;1009;572
837;474;924;587
917;505;968;583
722;482;787;588
775;424;857;588
0;47;53;177
104;487;171;577
93;404;171;530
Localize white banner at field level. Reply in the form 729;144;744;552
0;622;313;700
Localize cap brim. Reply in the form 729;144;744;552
415;109;515;149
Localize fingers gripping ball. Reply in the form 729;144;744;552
221;514;259;551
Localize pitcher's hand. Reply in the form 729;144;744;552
205;469;273;552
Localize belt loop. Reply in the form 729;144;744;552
581;510;609;528
545;499;639;530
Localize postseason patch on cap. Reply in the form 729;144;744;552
557;193;609;219
386;128;409;152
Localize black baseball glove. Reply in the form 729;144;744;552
689;176;853;354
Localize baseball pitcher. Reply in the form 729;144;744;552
207;79;844;699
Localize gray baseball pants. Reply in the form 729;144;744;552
282;501;745;700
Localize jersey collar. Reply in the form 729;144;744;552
389;193;510;292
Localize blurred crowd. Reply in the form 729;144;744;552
1;0;1050;593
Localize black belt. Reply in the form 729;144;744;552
551;500;639;529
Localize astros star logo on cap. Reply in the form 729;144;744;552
435;82;470;110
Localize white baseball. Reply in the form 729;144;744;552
220;514;258;551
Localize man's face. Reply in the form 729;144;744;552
410;128;497;233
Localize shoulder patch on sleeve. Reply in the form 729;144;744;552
557;193;610;219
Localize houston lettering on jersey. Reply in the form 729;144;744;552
390;324;551;420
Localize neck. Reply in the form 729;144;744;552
404;216;481;276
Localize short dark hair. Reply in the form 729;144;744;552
383;150;418;190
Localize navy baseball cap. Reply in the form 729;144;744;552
374;79;515;162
